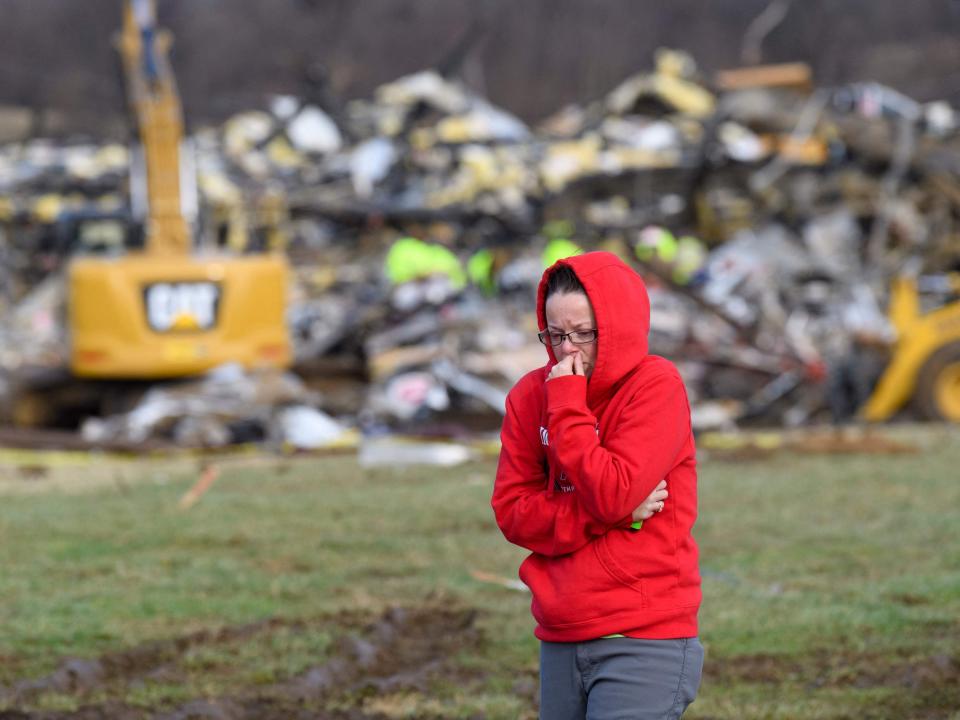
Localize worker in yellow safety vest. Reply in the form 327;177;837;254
542;237;583;268
384;236;467;288
467;247;497;296
541;219;584;268
634;225;706;286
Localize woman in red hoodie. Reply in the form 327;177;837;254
492;252;703;719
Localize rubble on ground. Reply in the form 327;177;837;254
2;50;960;449
79;363;357;450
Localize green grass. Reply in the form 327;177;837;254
0;425;958;718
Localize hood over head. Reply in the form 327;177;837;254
537;251;650;408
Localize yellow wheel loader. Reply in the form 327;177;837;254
863;274;960;423
69;1;290;381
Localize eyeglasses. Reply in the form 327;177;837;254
537;329;598;346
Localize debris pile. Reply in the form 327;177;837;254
3;50;960;447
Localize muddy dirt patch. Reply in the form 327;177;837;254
0;603;483;720
706;648;960;717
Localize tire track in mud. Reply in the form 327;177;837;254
703;648;960;718
0;604;483;720
1;617;304;706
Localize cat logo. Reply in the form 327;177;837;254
144;282;220;332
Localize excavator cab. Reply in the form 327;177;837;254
68;0;290;379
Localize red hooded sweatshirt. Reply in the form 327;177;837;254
491;252;700;642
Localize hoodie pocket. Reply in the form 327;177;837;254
520;542;639;629
596;529;679;609
594;540;648;608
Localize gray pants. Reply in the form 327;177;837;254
539;637;704;720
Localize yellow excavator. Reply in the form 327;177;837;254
863;274;960;423
68;0;290;380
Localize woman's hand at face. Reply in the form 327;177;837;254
632;480;668;522
547;353;584;380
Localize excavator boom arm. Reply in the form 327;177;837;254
117;0;190;255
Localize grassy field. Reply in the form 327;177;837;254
0;425;958;719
